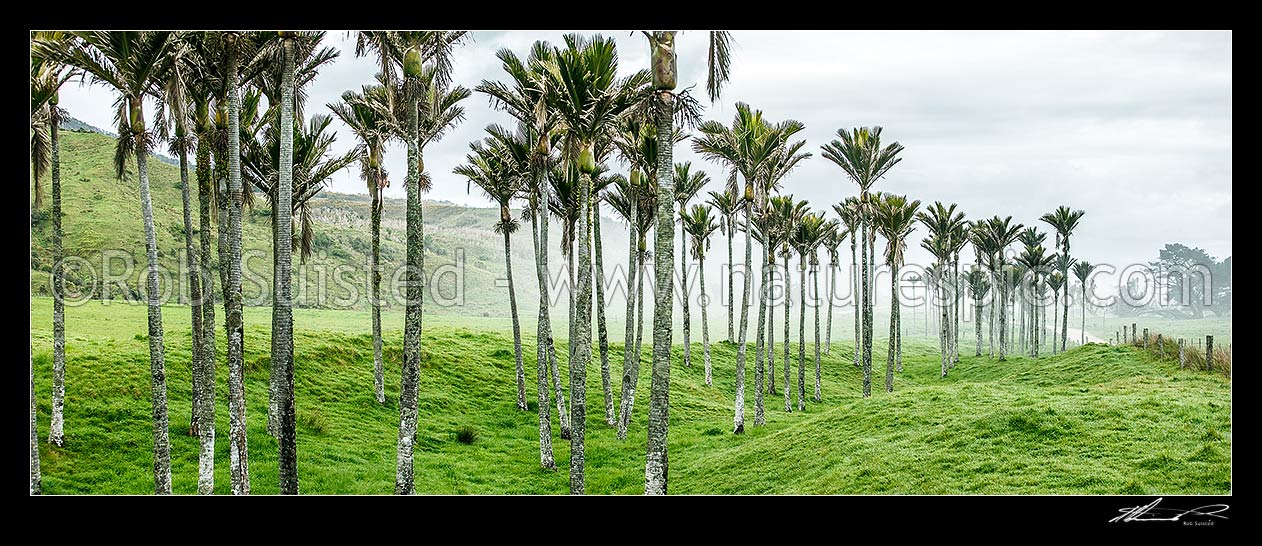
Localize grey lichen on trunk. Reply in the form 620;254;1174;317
645;86;676;493
569;168;596;495
752;242;767;426
617;203;639;439
194;131;217;495
371;187;385;404
732;195;752;435
530;204;555;469
50;119;67;447
137;130;172;495
179;142;203;441
395;83;423;495
593;201;614;425
225;39;250;495
276;37;299;495
31;361;41;495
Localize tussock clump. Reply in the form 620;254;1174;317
455;425;479;444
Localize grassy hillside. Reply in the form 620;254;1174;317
30;130;635;317
30;297;1231;494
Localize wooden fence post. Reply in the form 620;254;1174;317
1157;333;1164;356
1178;338;1185;369
1143;328;1148;349
1206;335;1213;372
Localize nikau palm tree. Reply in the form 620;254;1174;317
389;30;469;496
695;103;803;432
1041;206;1085;352
673;162;708;369
684;204;719;385
833;197;861;369
545;33;646;494
1073;260;1094;345
477;41;564;463
875;194;919;390
822;128;903;398
31;36;76;451
821;225;845;356
329;80;395;405
456;126;529;411
708;189;739;343
37;31;178;494
986;216;1023;361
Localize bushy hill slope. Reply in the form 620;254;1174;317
30;130;632;317
30;297;1230;494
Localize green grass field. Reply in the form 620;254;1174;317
30;297;1231;494
1087;314;1232;346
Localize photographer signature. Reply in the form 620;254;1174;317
1110;497;1229;523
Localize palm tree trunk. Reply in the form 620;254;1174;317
503;220;527;411
371;188;384;404
627;248;647;428
49;120;67;448
178;141;204;442
767;258;775;395
975;291;983;357
782;251;791;412
176;132;209;493
570;169;595;495
395;86;423;495
1062;242;1070;352
616;212;638;439
31;360;41;494
860;217;872;397
953;256;961;365
988;269;995;358
939;277;949;377
797;259;807;410
276;39;299;495
1051;293;1059;354
553;237;572;441
813;256;822;401
886;262;897;392
680;216;691;368
529;204;555;470
225;42;250;496
733;192;753;435
896;283;904;372
136;120;172;495
645;95;675;494
997;269;1007;361
567;238;575;364
700;250;712;386
194;132;217;495
825;261;836;355
851;239;859;369
593;201;613;425
752;240;767;426
1081;285;1087;346
727;222;734;343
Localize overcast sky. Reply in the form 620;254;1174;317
57;30;1232;273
